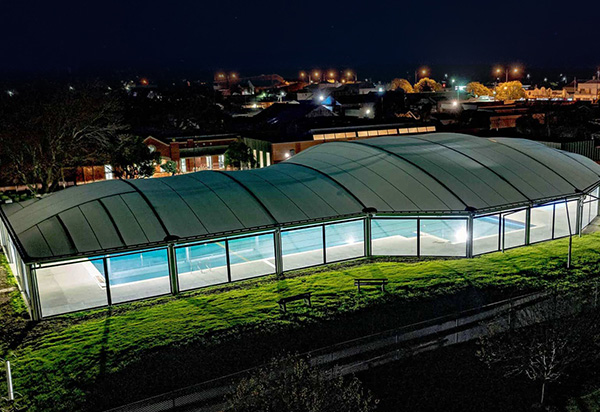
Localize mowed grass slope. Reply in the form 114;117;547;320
3;234;600;411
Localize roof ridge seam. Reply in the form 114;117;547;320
491;140;581;192
120;179;171;240
211;171;279;224
347;140;470;210
411;136;533;203
283;161;368;210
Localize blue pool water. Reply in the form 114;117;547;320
90;216;527;285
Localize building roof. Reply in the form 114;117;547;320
3;133;600;263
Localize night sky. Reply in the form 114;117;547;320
1;0;598;79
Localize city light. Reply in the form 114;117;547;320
365;109;371;115
452;100;458;107
140;78;149;86
318;94;325;101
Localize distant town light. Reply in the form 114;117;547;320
6;90;15;97
140;78;149;86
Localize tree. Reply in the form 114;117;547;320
227;355;377;412
477;295;600;407
413;78;443;93
390;78;414;93
466;82;493;97
224;139;256;170
0;82;124;194
494;81;526;101
161;160;178;176
104;134;159;179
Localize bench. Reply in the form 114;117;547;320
277;292;312;312
354;278;388;293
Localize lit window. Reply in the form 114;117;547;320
104;165;113;180
206;156;213;170
180;159;187;173
218;155;225;169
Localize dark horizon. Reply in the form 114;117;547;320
2;0;599;83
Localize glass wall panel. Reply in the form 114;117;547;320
582;198;591;229
592;187;599;222
176;241;228;291
371;218;418;256
473;214;500;255
282;226;324;271
502;210;527;249
530;204;554;243
554;201;578;238
582;187;599;229
36;258;108;317
420;219;467;257
325;220;365;263
108;248;170;304
228;233;275;281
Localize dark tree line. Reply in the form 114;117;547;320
0;81;227;194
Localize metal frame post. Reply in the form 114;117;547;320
167;244;179;295
225;240;232;282
27;264;42;321
103;257;112;306
577;196;583;236
565;199;573;269
525;207;531;245
274;228;283;276
364;216;372;257
466;214;474;258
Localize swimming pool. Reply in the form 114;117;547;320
90;216;528;286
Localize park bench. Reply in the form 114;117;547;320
277;292;312;312
354;278;388;293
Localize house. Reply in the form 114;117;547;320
144;133;239;176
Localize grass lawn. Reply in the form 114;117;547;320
2;234;600;411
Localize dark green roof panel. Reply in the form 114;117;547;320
2;133;599;262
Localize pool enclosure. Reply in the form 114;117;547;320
1;133;599;319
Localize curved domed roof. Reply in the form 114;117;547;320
2;133;599;262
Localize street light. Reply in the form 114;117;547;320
313;70;321;82
495;66;519;83
415;67;428;83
